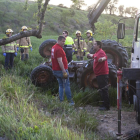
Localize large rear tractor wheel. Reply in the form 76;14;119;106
30;65;54;87
90;40;128;69
39;39;57;58
77;62;117;89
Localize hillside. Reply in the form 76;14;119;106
0;0;135;37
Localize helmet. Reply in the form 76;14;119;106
5;29;13;34
21;26;28;31
86;30;93;36
76;30;81;36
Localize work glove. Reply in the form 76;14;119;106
30;48;32;51
17;47;19;51
63;72;68;79
14;52;17;56
3;53;6;57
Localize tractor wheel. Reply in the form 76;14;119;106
90;40;128;69
39;39;57;58
30;65;54;87
77;62;117;89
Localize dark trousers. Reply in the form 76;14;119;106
96;74;110;109
4;53;15;69
65;49;72;63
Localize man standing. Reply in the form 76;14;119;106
18;26;32;61
51;35;74;105
62;30;74;63
86;30;95;53
74;30;87;60
87;41;110;110
2;29;17;69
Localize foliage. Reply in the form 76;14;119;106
70;0;87;10
94;20;117;40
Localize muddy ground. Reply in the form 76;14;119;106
83;105;140;139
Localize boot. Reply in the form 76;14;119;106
25;54;29;60
80;57;83;60
21;54;24;61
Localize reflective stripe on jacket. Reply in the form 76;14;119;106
74;37;87;51
86;36;95;52
19;37;32;48
64;36;74;50
2;41;17;53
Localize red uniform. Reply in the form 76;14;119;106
51;43;68;70
92;48;109;76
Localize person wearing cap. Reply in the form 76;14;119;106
18;26;32;61
1;29;17;69
86;30;95;53
62;30;75;63
74;30;87;60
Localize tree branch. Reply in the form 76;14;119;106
38;0;50;35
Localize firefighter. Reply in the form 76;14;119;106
19;26;32;61
2;29;17;69
86;30;95;53
62;30;75;63
74;30;87;60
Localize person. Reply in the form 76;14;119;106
62;30;75;63
86;30;95;53
2;29;17;69
87;41;110;111
18;26;32;60
51;35;75;105
73;30;87;60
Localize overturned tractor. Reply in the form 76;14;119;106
30;39;128;89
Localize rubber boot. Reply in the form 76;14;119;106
25;54;29;60
21;54;24;61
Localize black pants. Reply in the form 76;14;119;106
96;74;110;109
4;53;15;69
65;49;72;63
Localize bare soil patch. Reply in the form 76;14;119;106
83;105;140;139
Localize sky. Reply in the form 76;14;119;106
49;0;140;9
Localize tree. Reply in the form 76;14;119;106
124;7;131;17
71;0;87;10
118;5;124;17
130;7;138;18
0;0;50;45
94;20;116;40
106;0;118;15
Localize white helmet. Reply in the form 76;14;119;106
5;29;13;34
86;30;93;36
76;30;81;36
21;26;28;31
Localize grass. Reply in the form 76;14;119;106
0;31;134;139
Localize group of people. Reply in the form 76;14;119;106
1;26;32;69
63;30;95;62
2;26;110;110
51;30;110;110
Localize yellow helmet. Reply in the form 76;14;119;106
86;30;93;36
76;30;81;36
5;29;13;34
21;26;28;31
